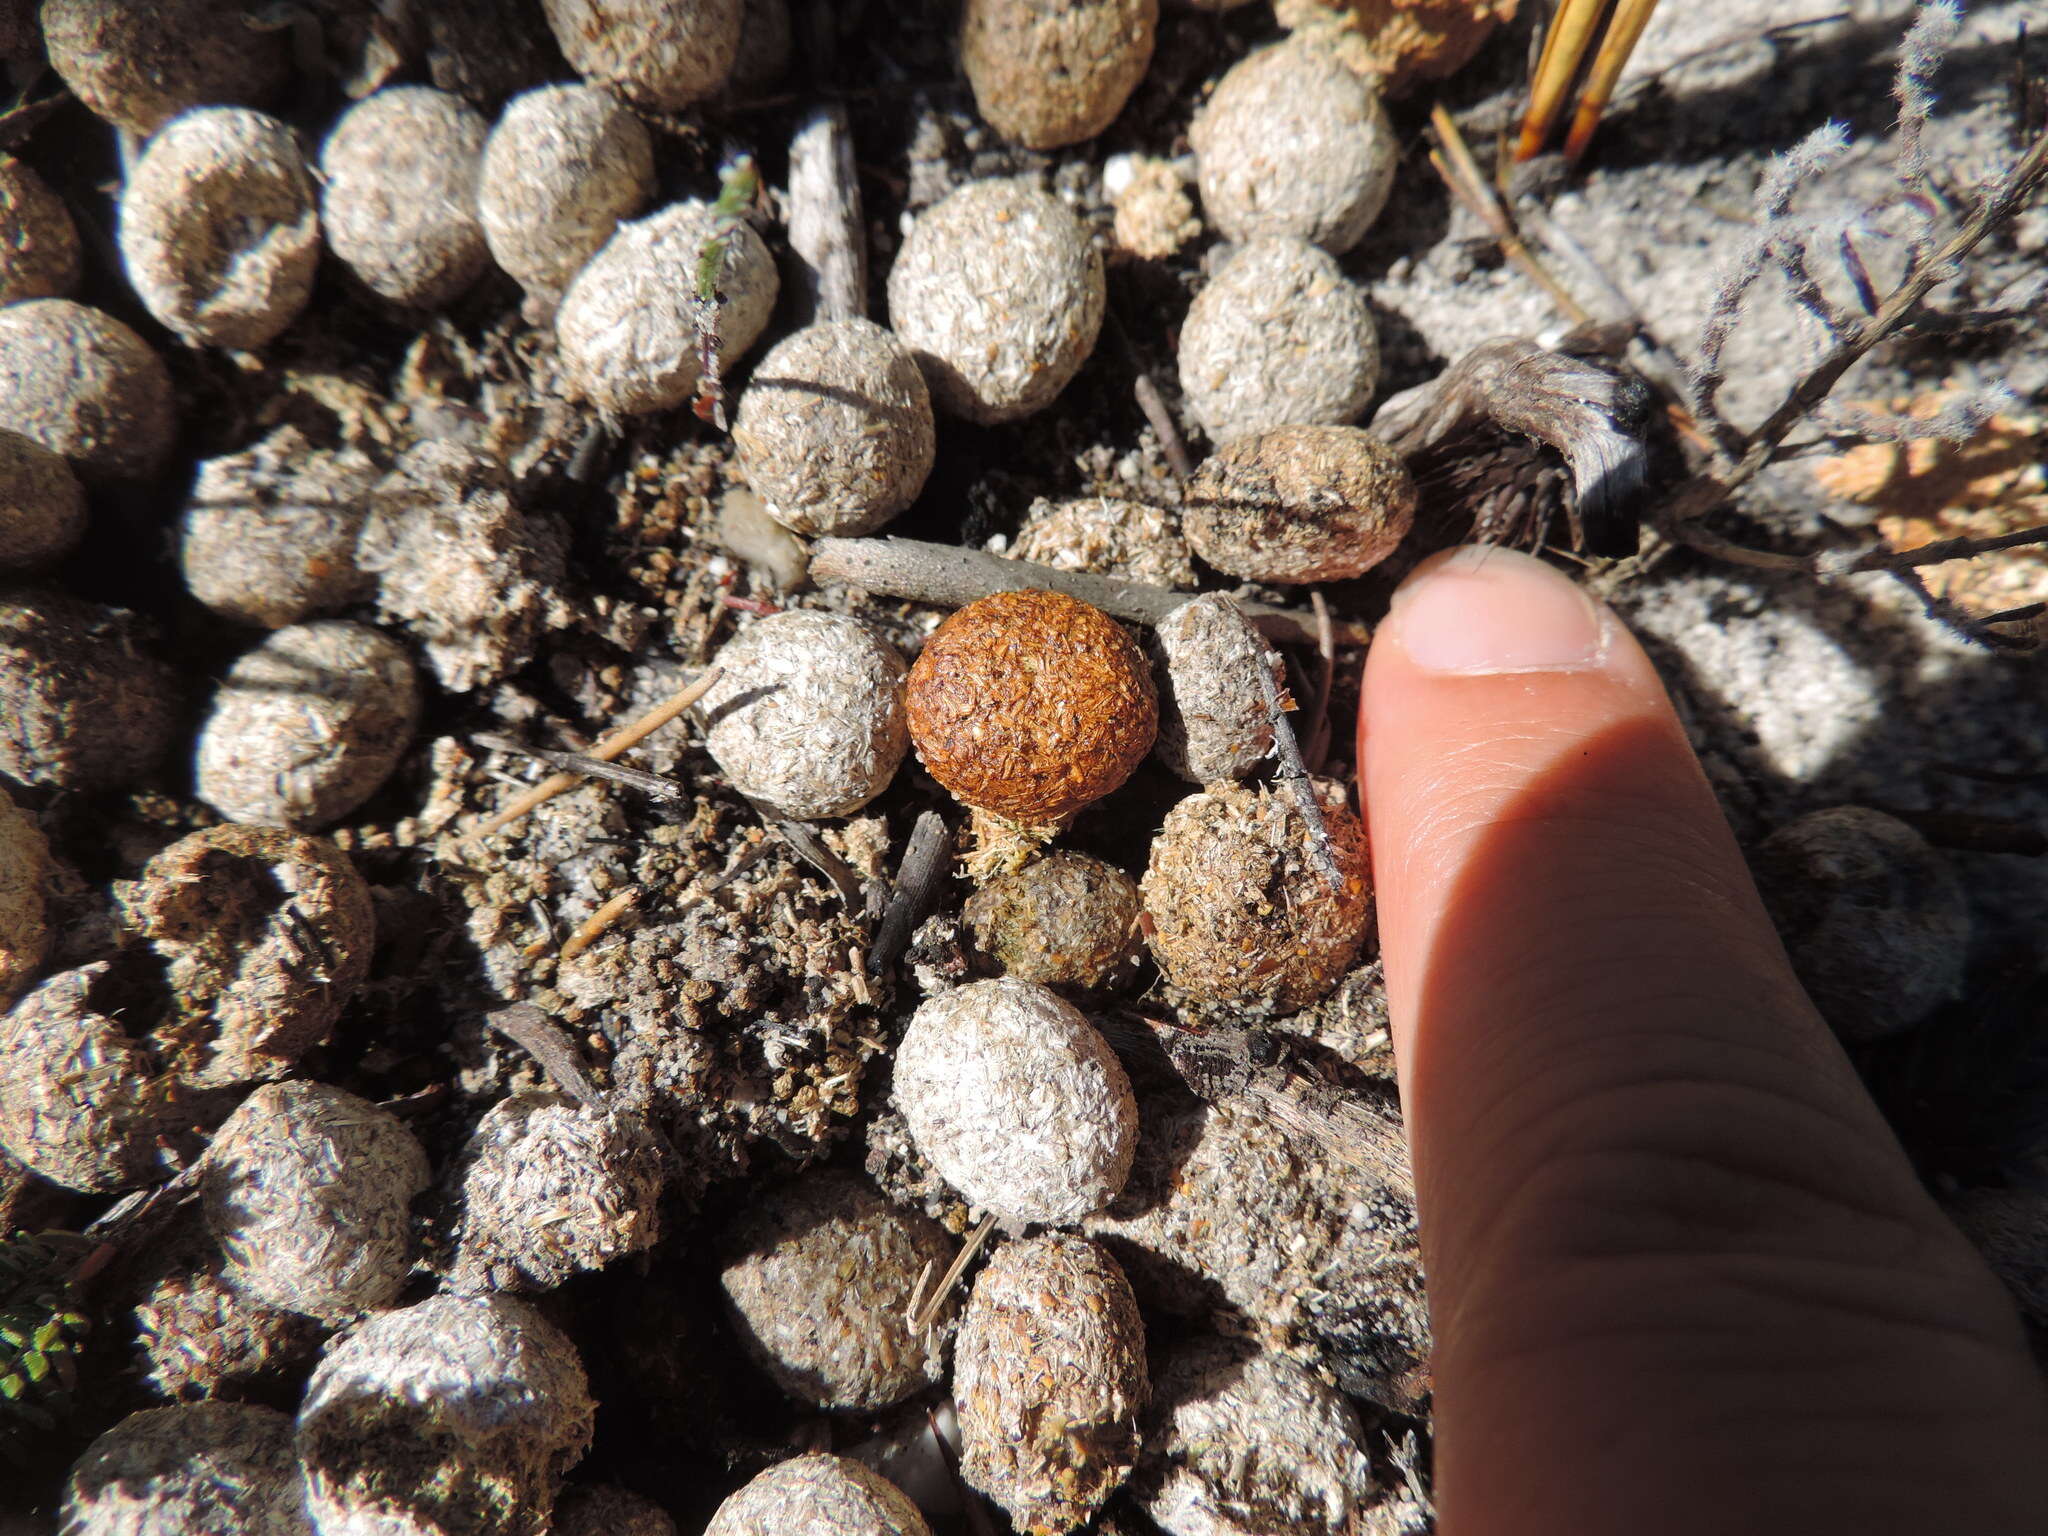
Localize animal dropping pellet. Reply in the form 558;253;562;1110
1142;779;1373;1012
1183;423;1416;583
1191;36;1397;253
954;1233;1147;1534
297;1293;594;1536
202;1080;430;1322
695;610;910;820
1153;593;1288;784
893;976;1137;1225
0;155;81;303
60;1402;312;1536
1009;496;1197;589
450;1090;665;1293
887;178;1105;424
960;0;1159;150
40;0;288;136
194;620;421;830
0;427;87;571
179;426;379;628
716;1169;957;1411
541;0;743;111
554;1485;678;1536
479;83;655;315
118;107;320;349
321;86;492;310
0;789;49;1005
116;825;375;1088
704;1454;932;1536
0;586;179;790
556;198;779;416
963;852;1144;992
0;300;176;482
733;318;936;536
1179;236;1380;445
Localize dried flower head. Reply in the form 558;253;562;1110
299;1294;594;1536
887;179;1106;424
118;107;320;349
704;1455;932;1536
204;1080;430;1323
717;1169;957;1411
1142;780;1372;1011
954;1233;1146;1534
960;0;1159;150
905;589;1157;825
893;977;1137;1225
0;300;175;482
1178;237;1380;445
697;610;910;819
320;86;492;310
1182;424;1415;583
1190;37;1396;253
733;318;937;537
119;824;375;1088
194;620;421;830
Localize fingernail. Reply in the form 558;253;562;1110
1383;546;1610;675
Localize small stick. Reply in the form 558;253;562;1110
486;1004;606;1107
909;1211;996;1336
558;888;639;962
474;669;721;838
754;805;865;905
472;735;689;802
1134;372;1194;480
1431;104;1597;329
1228;598;1345;893
1304;591;1337;775
870;809;951;978
787;105;867;324
810;537;1369;649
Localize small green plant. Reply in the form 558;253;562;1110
692;152;763;431
0;1230;95;1461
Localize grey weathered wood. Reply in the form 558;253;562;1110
787;105;866;324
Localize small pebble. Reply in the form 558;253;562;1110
704;1455;932;1536
119;107;320;349
0;300;176;482
1009;496;1197;589
717;1169;957;1411
960;0;1159;150
0;586;179;790
0;788;48;1005
0;963;174;1193
1153;593;1286;784
696;610;910;820
716;487;811;591
954;1233;1147;1534
1754;805;1970;1041
1142;780;1373;1012
479;83;656;314
194;620;421;830
893;976;1137;1225
0;155;82;303
1178;236;1380;444
60;1402;311;1536
887;178;1106;424
556;198;779;416
203;1080;430;1323
179;425;380;628
358;441;570;692
1191;37;1397;253
1182;423;1416;583
1138;1334;1375;1536
298;1293;594;1536
450;1090;665;1293
0;427;88;571
540;0;743;110
40;0;288;135
963;852;1144;992
321;85;492;309
733;318;936;536
116;824;375;1088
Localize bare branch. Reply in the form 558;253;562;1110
1894;0;1962;195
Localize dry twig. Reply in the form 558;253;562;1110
486;1004;606;1107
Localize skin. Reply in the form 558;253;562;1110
1357;546;2048;1535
